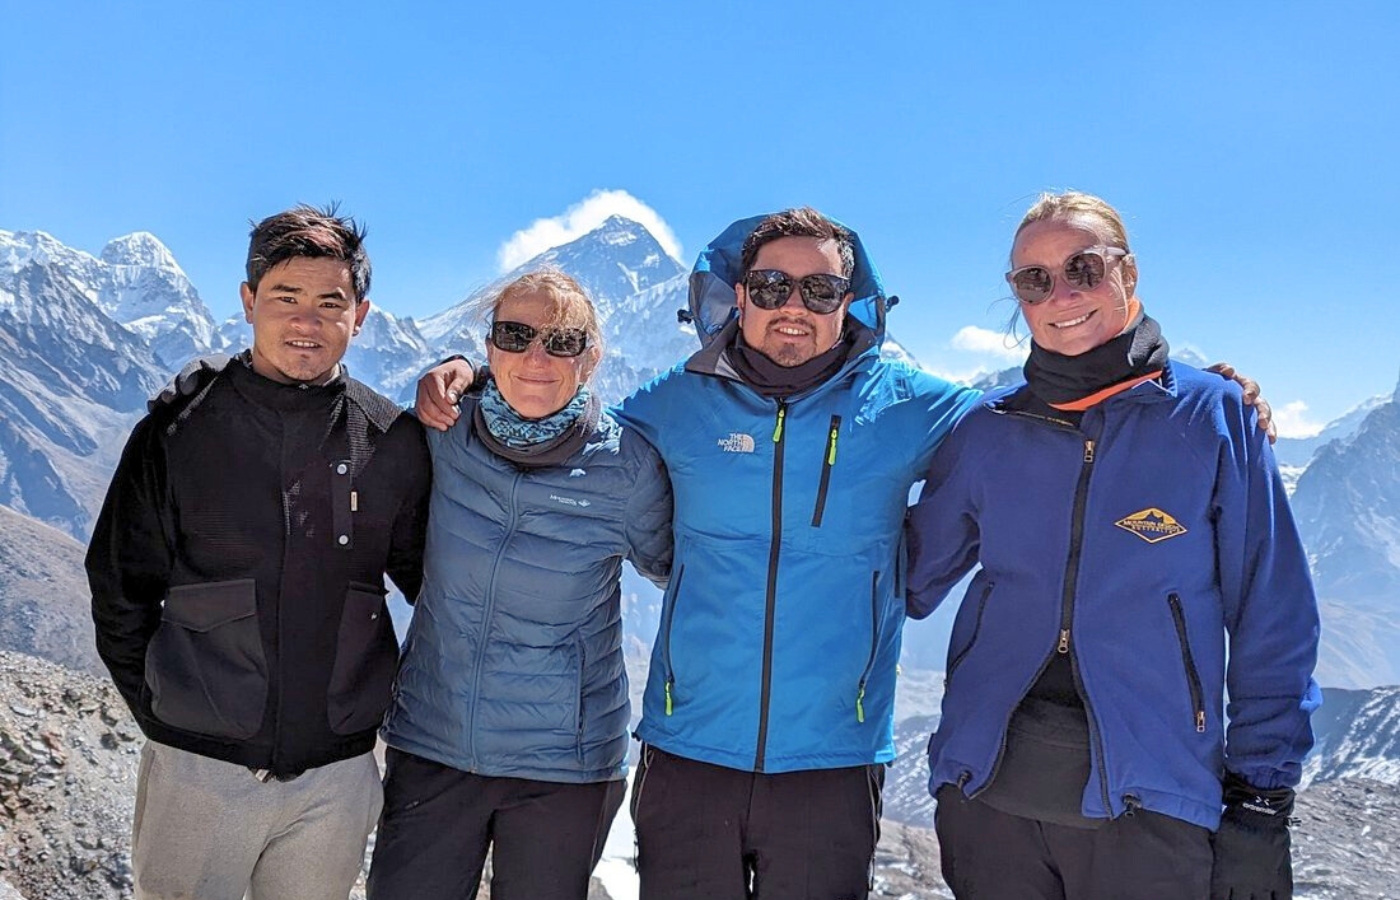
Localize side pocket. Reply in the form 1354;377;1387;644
855;571;880;723
659;565;686;716
145;579;267;740
1165;592;1207;734
945;580;994;685
327;583;399;735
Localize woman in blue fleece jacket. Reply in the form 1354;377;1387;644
906;191;1320;900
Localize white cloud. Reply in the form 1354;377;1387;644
1272;400;1326;439
950;325;1028;364
496;189;684;272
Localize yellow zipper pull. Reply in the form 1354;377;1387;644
773;405;786;443
1057;629;1071;654
664;680;674;716
855;684;866;723
827;424;839;465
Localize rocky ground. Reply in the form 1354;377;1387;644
2;649;1398;899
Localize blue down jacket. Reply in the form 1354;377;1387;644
906;364;1321;830
615;216;980;773
381;395;673;782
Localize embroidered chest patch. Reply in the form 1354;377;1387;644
1114;507;1189;544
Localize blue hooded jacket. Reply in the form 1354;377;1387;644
615;215;980;772
906;367;1322;829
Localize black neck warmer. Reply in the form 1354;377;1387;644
728;329;854;399
1023;311;1169;407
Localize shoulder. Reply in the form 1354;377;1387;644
865;358;980;403
345;377;408;433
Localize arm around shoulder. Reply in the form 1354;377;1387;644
622;430;674;589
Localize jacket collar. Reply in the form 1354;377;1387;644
683;316;881;399
991;360;1180;419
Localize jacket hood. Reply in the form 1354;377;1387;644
686;213;889;348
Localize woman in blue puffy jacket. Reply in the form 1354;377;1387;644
367;271;673;900
906;191;1320;900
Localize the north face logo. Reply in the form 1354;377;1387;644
718;433;756;453
1115;508;1188;544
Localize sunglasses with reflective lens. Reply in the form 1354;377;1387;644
1006;247;1129;305
743;269;851;314
488;320;589;357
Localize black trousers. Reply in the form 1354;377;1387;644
366;748;625;900
934;785;1213;900
630;745;884;900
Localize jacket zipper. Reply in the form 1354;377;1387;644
1057;438;1114;815
811;415;841;527
945;580;994;685
856;570;880;723
754;401;787;771
468;470;523;770
660;565;687;715
1166;592;1208;733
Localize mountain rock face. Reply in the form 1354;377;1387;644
1291;379;1400;688
1305;685;1400;787
0;505;103;677
0;249;163;538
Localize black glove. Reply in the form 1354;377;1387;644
1210;772;1295;900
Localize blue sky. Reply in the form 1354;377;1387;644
3;0;1397;433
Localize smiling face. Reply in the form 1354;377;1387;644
486;290;600;419
736;236;852;367
1012;217;1137;356
239;257;369;384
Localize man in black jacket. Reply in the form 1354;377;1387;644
87;205;430;900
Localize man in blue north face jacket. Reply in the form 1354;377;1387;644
612;209;979;899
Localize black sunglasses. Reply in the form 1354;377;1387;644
1006;246;1129;305
743;269;851;314
488;320;590;358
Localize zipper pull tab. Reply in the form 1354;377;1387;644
1057;629;1071;654
773;404;787;443
827;423;839;465
1084;440;1095;463
664;679;674;716
1195;710;1206;733
855;684;866;724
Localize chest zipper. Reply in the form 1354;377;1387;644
811;415;841;527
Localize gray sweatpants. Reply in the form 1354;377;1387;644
132;741;383;900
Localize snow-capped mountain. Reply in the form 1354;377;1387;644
1291;376;1400;688
420;215;694;406
1;230;217;369
0;255;168;536
1275;392;1390;469
1304;685;1400;788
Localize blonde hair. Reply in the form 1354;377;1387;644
483;269;604;356
1012;190;1132;262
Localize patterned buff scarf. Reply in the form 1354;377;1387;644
478;379;592;449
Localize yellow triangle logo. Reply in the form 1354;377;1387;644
1114;507;1188;544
